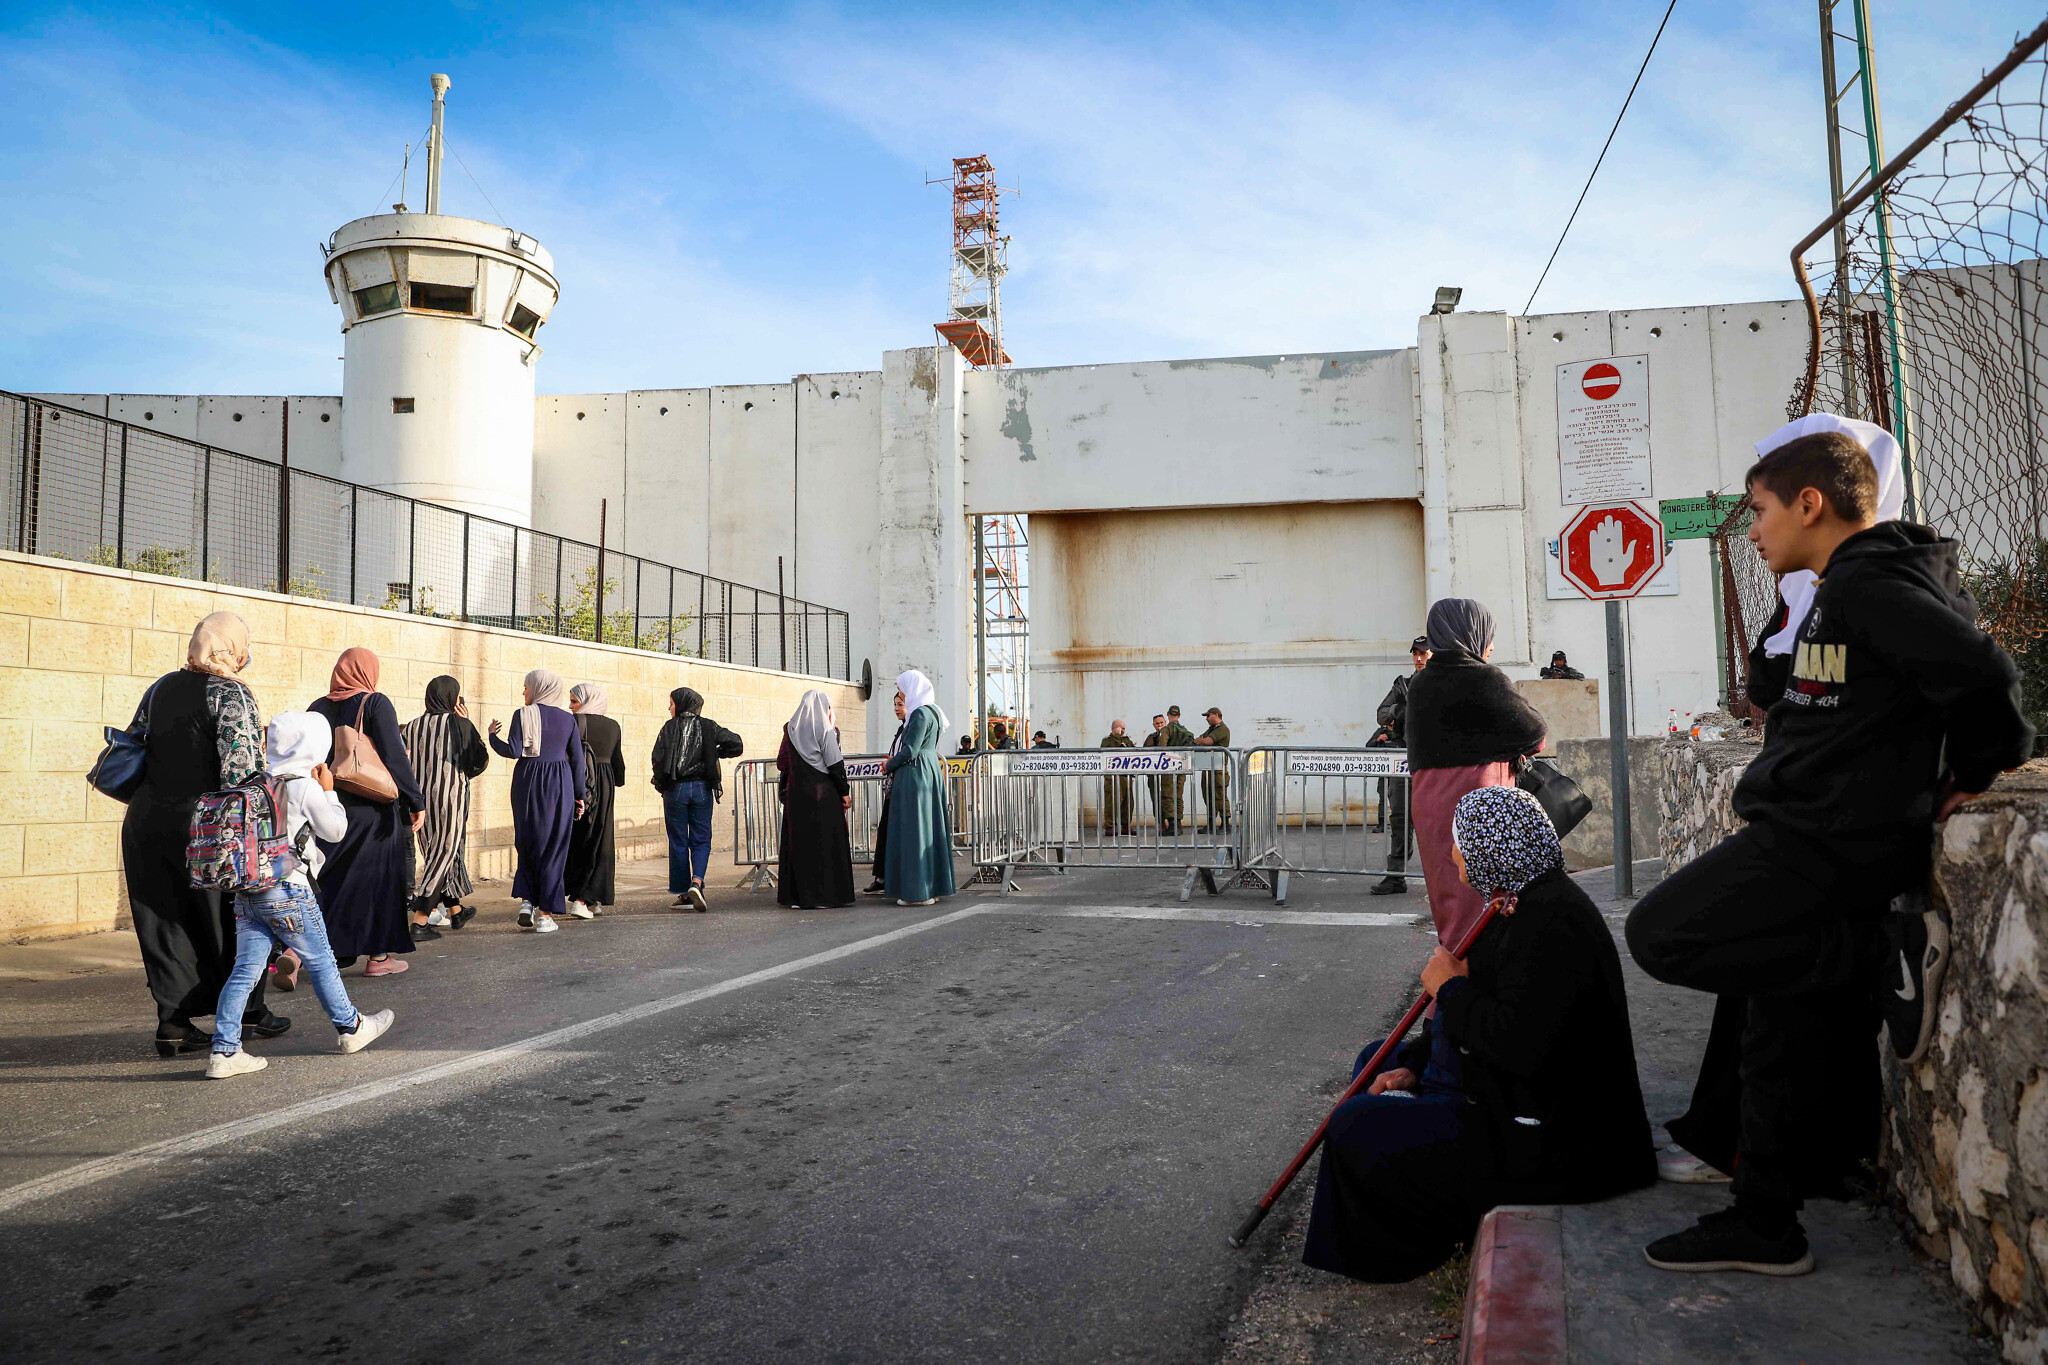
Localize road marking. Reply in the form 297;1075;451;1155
1197;951;1243;976
0;905;989;1217
991;904;1419;927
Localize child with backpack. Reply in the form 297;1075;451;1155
1625;420;2034;1274
204;711;395;1078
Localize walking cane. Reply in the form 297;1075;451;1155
1226;892;1509;1249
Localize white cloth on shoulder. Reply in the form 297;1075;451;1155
1752;413;1906;657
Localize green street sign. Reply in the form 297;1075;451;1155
1660;495;1743;540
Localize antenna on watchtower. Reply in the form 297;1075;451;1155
929;155;1015;369
425;73;451;215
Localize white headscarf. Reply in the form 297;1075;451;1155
265;711;332;780
517;668;568;758
1753;414;1908;656
786;689;843;771
895;669;948;730
569;682;609;716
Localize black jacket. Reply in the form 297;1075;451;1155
1375;673;1414;744
652;713;745;797
1401;866;1656;1204
1735;522;2033;880
1402;648;1548;770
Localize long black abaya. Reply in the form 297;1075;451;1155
776;732;856;908
309;692;428;965
566;713;627;907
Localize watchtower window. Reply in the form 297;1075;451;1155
509;303;543;339
352;282;401;316
410;282;474;314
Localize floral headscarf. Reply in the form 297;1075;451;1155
1452;785;1561;910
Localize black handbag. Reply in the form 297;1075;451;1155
1516;757;1592;838
86;683;156;803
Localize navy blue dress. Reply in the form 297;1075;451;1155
308;692;429;964
491;706;584;917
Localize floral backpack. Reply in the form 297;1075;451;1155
187;774;295;893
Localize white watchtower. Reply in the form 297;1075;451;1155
321;73;559;526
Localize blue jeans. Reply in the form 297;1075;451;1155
215;881;360;1054
665;781;714;892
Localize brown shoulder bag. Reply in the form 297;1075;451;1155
331;694;399;803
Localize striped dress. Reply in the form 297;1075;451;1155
401;711;490;905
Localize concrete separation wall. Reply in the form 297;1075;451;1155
1662;734;2048;1362
0;550;864;943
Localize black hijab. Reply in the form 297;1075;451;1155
424;675;461;715
672;687;703;715
1405;600;1547;770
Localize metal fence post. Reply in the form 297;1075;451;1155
115;425;128;568
277;403;291;594
407;499;417;613
553;540;563;637
348;484;358;604
460;514;471;623
200;446;211;581
510;528;520;630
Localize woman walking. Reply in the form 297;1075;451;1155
310;647;428;976
863;689;907;896
1402;599;1547;947
776;689;855;908
652;687;741;913
400;676;489;935
117;612;288;1055
565;682;627;919
880;669;955;907
489;669;585;933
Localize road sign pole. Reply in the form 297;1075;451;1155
1606;599;1633;898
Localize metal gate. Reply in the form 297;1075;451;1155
1238;747;1412;904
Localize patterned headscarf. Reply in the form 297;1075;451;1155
1452;785;1561;910
185;611;251;680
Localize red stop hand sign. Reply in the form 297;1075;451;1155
1559;501;1664;600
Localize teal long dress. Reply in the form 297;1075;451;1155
881;704;956;901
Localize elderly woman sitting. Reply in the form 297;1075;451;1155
1301;786;1655;1282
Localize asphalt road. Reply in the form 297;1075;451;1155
0;862;1430;1363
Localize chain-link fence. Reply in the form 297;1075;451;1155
0;391;852;680
1709;20;2048;732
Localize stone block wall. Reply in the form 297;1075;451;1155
1661;734;2048;1362
0;550;865;942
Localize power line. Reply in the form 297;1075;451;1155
447;141;509;227
1521;0;1679;316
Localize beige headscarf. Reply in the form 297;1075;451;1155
569;682;609;715
516;668;568;758
185;611;250;680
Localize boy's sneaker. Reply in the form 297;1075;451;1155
1878;901;1949;1064
337;1008;394;1054
426;906;452;927
1656;1142;1732;1184
687;885;709;914
206;1049;268;1080
517;903;534;928
1645;1208;1814;1276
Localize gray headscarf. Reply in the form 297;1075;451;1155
517;668;568;758
1426;598;1497;658
569;682;609;716
786;689;843;771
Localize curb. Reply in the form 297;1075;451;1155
1460;1205;1566;1364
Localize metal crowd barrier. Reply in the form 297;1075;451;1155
731;753;976;891
730;744;1412;906
970;747;1241;901
1238;747;1412;904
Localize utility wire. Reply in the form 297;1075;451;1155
1521;0;1679;316
370;124;434;215
448;142;510;227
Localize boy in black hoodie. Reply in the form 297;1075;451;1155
1625;429;2033;1275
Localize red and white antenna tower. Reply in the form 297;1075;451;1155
932;155;1013;368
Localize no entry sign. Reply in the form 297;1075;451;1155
1558;500;1665;600
1557;354;1651;505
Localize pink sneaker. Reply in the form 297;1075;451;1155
363;956;410;977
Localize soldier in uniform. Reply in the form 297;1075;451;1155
1141;713;1179;834
1161;706;1196;835
1099;719;1137;836
1195;706;1231;832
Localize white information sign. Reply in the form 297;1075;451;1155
1285;750;1409;777
843;756;974;779
1556;354;1652;506
1007;750;1189;776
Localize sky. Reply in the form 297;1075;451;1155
1;1;2042;396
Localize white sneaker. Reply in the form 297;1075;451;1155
517;903;534;927
898;898;938;907
534;914;559;933
338;1008;393;1054
426;907;452;927
563;901;595;920
1656;1142;1732;1184
206;1049;268;1079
